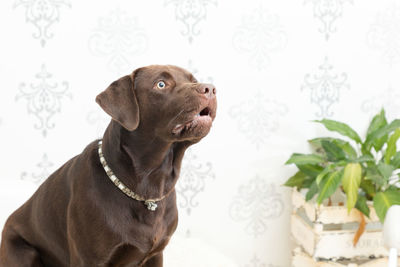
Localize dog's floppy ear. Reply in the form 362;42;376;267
96;71;140;131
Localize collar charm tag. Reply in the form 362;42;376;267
145;201;157;211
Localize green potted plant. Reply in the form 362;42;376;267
284;109;400;266
285;109;400;223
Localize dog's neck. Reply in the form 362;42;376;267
101;120;190;199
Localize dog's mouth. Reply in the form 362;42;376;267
172;106;214;136
198;107;211;117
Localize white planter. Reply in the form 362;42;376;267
291;189;389;261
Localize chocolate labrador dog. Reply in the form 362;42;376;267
0;65;217;266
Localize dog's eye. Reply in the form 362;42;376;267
156;81;166;89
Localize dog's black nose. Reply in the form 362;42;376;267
198;84;216;98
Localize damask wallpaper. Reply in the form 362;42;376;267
1;0;400;266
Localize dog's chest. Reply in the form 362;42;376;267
107;230;171;266
105;208;177;266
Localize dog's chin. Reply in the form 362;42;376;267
171;114;214;141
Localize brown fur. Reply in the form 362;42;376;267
0;65;217;267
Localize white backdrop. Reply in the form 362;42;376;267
2;0;400;266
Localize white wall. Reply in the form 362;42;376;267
1;0;400;266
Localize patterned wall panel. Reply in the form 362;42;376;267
1;0;399;266
165;0;218;43
229;92;288;150
16;64;72;137
367;3;400;65
14;0;71;47
229;177;284;238
20;154;53;184
304;0;353;40
361;87;400;119
232;7;286;70
88;9;148;74
301;57;350;118
177;148;215;215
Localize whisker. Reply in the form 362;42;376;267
168;109;186;125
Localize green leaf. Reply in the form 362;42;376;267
385;129;400;164
314;119;362;144
285;153;325;165
284;171;307;189
309;138;357;159
352;155;375;163
367;109;387;135
306;180;319;201
366;109;388;152
316;170;343;205
377;162;395;182
365;119;400;151
316;165;334;185
373;190;400;222
297;164;324;178
321;140;347;161
373;136;388;153
303;176;315;188
342;163;362;213
339;141;358;160
365;166;386;187
360;178;376;199
355;195;370;217
308;137;329;155
392;151;400;168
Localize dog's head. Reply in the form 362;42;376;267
96;65;217;142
